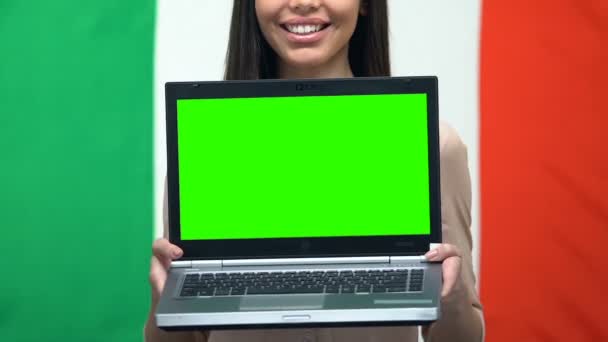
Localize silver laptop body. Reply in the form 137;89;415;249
156;77;443;330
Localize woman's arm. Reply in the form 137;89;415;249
143;179;208;342
422;122;484;342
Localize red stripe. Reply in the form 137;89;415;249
480;0;608;340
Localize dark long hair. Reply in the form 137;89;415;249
224;0;390;80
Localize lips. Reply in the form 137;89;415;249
279;18;331;44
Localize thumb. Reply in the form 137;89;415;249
425;243;460;262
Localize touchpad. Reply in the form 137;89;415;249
239;296;325;311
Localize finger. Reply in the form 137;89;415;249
441;256;462;298
152;238;183;268
425;243;460;262
152;239;174;269
149;256;168;300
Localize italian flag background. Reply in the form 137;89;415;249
1;0;606;341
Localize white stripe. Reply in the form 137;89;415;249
154;1;482;289
154;0;232;238
388;0;482;286
390;4;483;340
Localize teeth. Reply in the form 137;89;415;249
286;24;323;34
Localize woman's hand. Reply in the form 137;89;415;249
146;240;194;342
149;238;183;305
425;243;462;298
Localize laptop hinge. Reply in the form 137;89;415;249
170;260;192;268
192;260;222;268
222;256;389;267
170;260;222;269
389;244;440;264
389;256;426;264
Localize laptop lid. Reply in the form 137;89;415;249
165;77;441;260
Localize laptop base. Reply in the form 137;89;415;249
156;262;441;330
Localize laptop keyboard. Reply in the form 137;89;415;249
179;269;424;297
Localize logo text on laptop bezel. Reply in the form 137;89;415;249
295;83;319;91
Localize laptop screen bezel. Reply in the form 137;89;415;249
165;77;441;259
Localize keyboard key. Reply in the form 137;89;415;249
180;289;197;297
326;286;340;293
230;288;246;295
184;274;199;282
385;280;407;287
341;286;355;293
356;285;371;293
214;288;231;296
198;288;215;296
372;286;387;293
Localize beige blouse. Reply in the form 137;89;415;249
158;122;484;342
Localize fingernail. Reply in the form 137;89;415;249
425;249;438;259
172;248;182;258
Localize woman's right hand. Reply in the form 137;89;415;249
149;238;184;306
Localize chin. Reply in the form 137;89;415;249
283;50;331;69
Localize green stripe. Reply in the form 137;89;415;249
0;1;154;341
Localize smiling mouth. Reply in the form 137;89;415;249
280;23;331;35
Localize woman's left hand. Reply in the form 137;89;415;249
425;243;462;298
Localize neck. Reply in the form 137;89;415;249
278;47;354;79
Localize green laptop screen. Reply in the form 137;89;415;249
177;94;430;240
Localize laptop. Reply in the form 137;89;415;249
156;76;443;330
